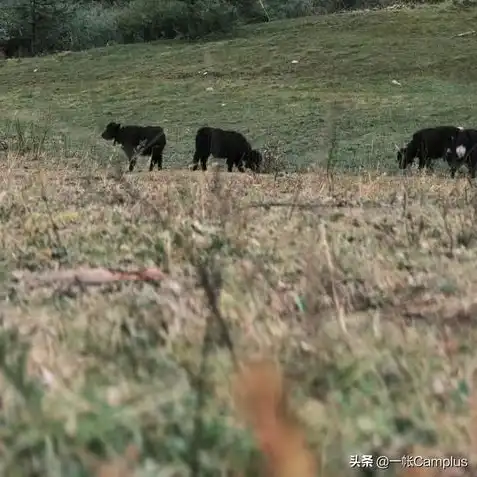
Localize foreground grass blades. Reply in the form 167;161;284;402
1;157;477;474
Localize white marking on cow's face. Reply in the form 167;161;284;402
456;145;467;158
446;148;451;154
458;126;464;130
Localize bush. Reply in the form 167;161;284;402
1;0;239;52
66;2;123;51
259;143;288;174
191;0;238;38
117;0;238;41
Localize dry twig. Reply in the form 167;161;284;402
12;266;166;289
453;30;476;38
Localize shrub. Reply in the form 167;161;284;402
117;0;238;41
260;143;288;175
66;2;123;51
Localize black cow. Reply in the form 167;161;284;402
396;126;463;171
101;122;166;172
191;126;262;173
446;128;477;179
0;37;33;58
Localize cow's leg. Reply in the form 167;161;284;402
226;157;234;172
417;154;426;170
191;151;200;171
469;159;476;179
122;145;137;172
426;159;435;173
150;146;163;171
450;156;461;178
192;150;208;171
156;152;163;170
236;156;246;173
128;158;137;172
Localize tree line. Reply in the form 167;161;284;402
0;0;443;56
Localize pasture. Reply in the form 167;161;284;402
1;4;477;476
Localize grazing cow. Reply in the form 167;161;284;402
191;126;262;173
0;37;33;58
101;122;166;172
396;126;463;171
445;128;477;178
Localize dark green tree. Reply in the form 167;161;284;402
2;0;73;53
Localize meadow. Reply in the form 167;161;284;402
1;3;477;476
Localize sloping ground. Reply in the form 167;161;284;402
1;4;477;170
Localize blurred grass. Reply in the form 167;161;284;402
1;162;477;475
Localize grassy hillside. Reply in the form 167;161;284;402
2;5;477;477
2;3;477;171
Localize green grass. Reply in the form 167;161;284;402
2;3;477;171
2;4;477;477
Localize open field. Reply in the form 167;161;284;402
2;3;477;171
3;3;477;476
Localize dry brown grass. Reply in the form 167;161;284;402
2;154;477;475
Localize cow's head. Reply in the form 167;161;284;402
247;149;263;172
101;122;121;144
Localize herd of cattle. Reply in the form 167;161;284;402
100;122;263;173
99;121;477;177
2;41;476;178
